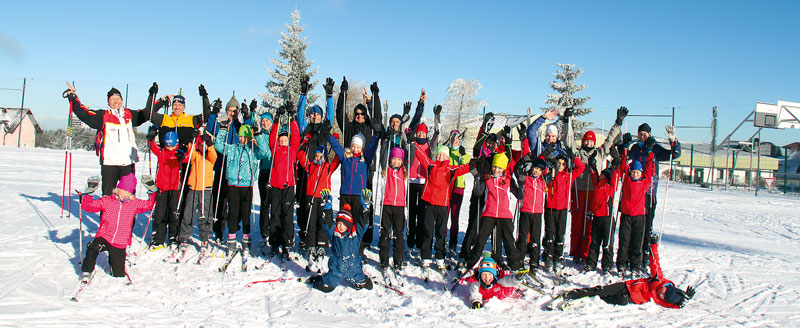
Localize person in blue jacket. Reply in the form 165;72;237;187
526;108;569;170
308;203;373;292
626;123;681;263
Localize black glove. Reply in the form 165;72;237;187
516;123;527;141
615;106;628;125
483;112;495;131
433;104;442;116
622;132;632;146
683;286;696;302
175;146;187;162
249;99;258;112
340;76;348;93
564;145;575;160
276;104;287;116
502;125;512;143
370;81;379;95
286;100;296;117
649;233;659;245
563;107;574;119
459;146;466;156
320;119;332;138
371;119;384;137
241;101;251;121
403;101;412;115
198;84;208;97
541;143;556;160
149;82;158;95
147;125;159;141
323;77;334;97
645;136;656;149
588;155;597;169
200;133;214;146
189;129;199;141
300;75;309;95
471;301;482;309
212;98;222;114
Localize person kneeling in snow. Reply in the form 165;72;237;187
308;204;373;292
559;235;696;308
468;254;534;309
79;173;157;282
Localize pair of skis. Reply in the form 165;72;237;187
218;248;247;273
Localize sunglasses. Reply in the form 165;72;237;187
355;112;365;117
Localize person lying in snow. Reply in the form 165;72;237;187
307;204;373;292
79;173;157;282
467;253;537;309
558;235;696;308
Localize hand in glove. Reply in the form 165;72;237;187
300;75;310;95
200;132;214;146
321;189;333;210
615;106;628;125
562;107;574;119
198;84;208;97
85;176;100;194
564;145;576;160
433;104;442;117
340;76;348;93
360;189;373;209
459;146;466;156
622;132;632;147
516;123;527;141
175;146;187;162
250;99;258;112
649;233;659;245
370;81;379;95
644;136;656;150
141;175;157;193
502;125;512;144
665;125;677;143
147;125;159;141
149;82;158;95
482;112;495;132
471;301;482;309
218;109;230;129
286;100;296;118
212;98;222;114
251;122;262;136
241;101;251;121
323;77;335;97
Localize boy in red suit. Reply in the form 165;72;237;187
616;142;656;276
297;143;340;265
543;148;584;273
584;167;619;273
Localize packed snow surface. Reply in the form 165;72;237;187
1;146;799;327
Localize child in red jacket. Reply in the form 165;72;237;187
415;145;470;272
584;167;619;273
148;131;182;248
616;147;655;276
297;144;340;265
268;114;301;256
467;253;533;309
559;236;696;308
379;147;408;272
79;174;156;282
512;155;548;271
543;148;584;273
466;152;523;272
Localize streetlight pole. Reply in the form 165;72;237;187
17;78;26;148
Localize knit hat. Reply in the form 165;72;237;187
546;124;559;136
351;133;366;148
582;131;596;144
278;124;289;137
663;283;686;305
630;160;643;172
417;123;428;134
436;145;449;157
226;96;240;110
260;112;273;122
107;87;122;99
164;131;179;147
477;255;499;287
336;204;355;231
315;145;327;155
638;123;652;133
238;125;253;139
390;147;405;160
485;133;498;143
389;114;402;123
533;158;547;170
309;105;323;117
492;152;509;170
116;173;136;194
353;104;367;116
172;95;186;106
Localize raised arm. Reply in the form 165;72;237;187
364;135;381;163
66;93;104;130
328;134;345;161
297;77;309;131
335;77;348;131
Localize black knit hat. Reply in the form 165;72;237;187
107;87;122;99
172;95;186;106
533;158;547;170
638;123;652;133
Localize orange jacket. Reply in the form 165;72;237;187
187;143;218;190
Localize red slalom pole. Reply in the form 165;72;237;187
67;151;73;218
61;150;68;218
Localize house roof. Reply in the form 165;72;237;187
0;108;43;134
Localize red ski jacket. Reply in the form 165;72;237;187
625;243;680;309
297;149;340;197
382;166;407;207
545;157;585;210
409;142;430;183
620;151;655;216
415;147;470;206
481;173;515;219
269;121;301;189
589;168;619;217
82;193;156;249
150;140;181;191
521;174;546;214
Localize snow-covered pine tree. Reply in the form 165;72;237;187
259;9;318;113
442;78;487;132
543;63;592;141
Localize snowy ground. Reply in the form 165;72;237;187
1;146;799;327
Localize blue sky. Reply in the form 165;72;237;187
2;0;799;146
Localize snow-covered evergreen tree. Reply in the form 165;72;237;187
259;9;318;112
441;78;487;132
543;63;592;141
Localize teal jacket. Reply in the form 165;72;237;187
215;127;270;187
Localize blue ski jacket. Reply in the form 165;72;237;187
329;134;380;196
322;222;367;287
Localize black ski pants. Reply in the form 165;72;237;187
152;189;180;245
100;164;134;196
303;197;331;248
226;185;253;238
211;165;228;239
468;217;521;270
586;215;614;271
82;237;126;277
516;212;543;267
421;204;449;260
543;208;568;262
378;205;405;267
269;186;295;249
642;194;657;260
565;282;633;305
407;183;425;249
459;192;485;260
617;214;646;271
257;168;272;241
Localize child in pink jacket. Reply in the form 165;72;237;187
79;173;156;282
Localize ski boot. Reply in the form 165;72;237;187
81;272;92;284
436;258;447;273
242;235;252;256
226;235;237;257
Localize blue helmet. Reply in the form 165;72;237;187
164;131;179;147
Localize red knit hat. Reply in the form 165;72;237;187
582;131;596;143
336;204;355;233
417;123;428;134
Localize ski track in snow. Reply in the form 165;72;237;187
1;146;799;327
